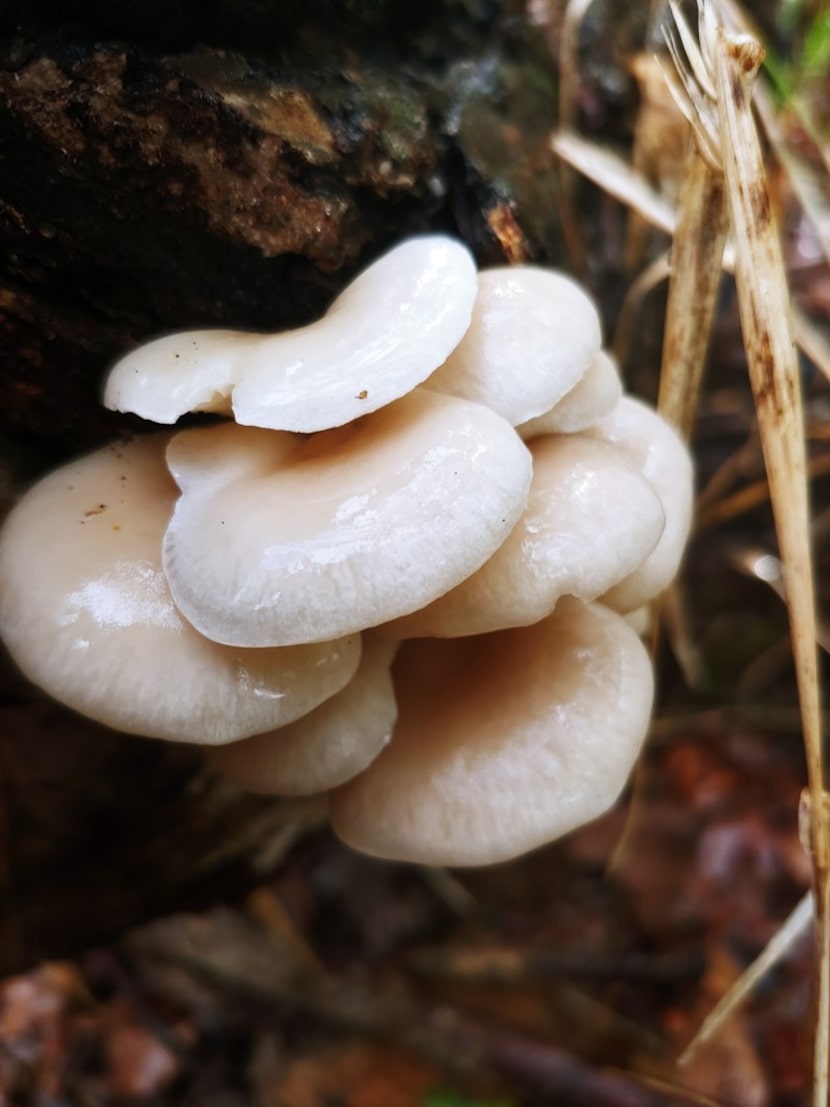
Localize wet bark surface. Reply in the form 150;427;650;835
0;0;578;459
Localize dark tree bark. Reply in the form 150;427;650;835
0;0;571;458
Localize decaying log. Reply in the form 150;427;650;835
0;4;568;456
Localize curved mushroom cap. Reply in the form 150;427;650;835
102;330;248;424
0;436;360;743
387;434;665;638
163;388;533;648
330;599;654;866
104;236;477;433
209;633;399;795
518;350;622;439
426;266;602;425
586;396;694;611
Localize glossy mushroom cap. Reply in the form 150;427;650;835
0;436;360;743
104;236;477;433
0;231;693;873
587;397;694;611
518;350;623;438
388;433;665;637
330;599;654;866
163;389;533;647
208;633;398;795
427;266;602;425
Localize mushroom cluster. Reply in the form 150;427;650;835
0;236;693;866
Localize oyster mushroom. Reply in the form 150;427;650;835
0;436;360;743
518;350;623;438
103;236;478;433
330;599;654;866
388;433;665;638
209;633;399;795
0;228;696;878
587;396;695;611
162;389;533;647
427;266;602;425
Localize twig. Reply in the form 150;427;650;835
679;890;813;1065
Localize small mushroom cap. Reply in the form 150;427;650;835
0;436;360;743
623;606;652;637
586;396;694;611
102;330;248;424
163;388;533;647
233;237;477;431
387;434;665;637
104;236;477;432
518;350;622;439
426;266;602;425
330;599;654;867
208;633;399;795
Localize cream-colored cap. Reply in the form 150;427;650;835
587;396;694;611
330;599;654;866
162;389;533;647
389;433;664;637
427;267;602;425
208;633;398;795
104;236;478;432
0;436;360;743
518;350;622;438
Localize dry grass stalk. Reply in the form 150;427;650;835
753;80;830;271
679;890;814;1065
556;0;595;274
551;129;678;234
666;3;829;1101
611;251;671;367
551;132;830;383
656;148;728;440
695;450;830;530
719;0;830;183
552;3;830;1092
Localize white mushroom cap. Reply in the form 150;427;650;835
104;236;478;433
387;434;665;638
208;633;399;795
0;436;360;743
623;606;652;637
426;266;602;425
163;388;533;648
518;350;622;439
330;599;654;866
586;396;694;611
102;331;251;423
